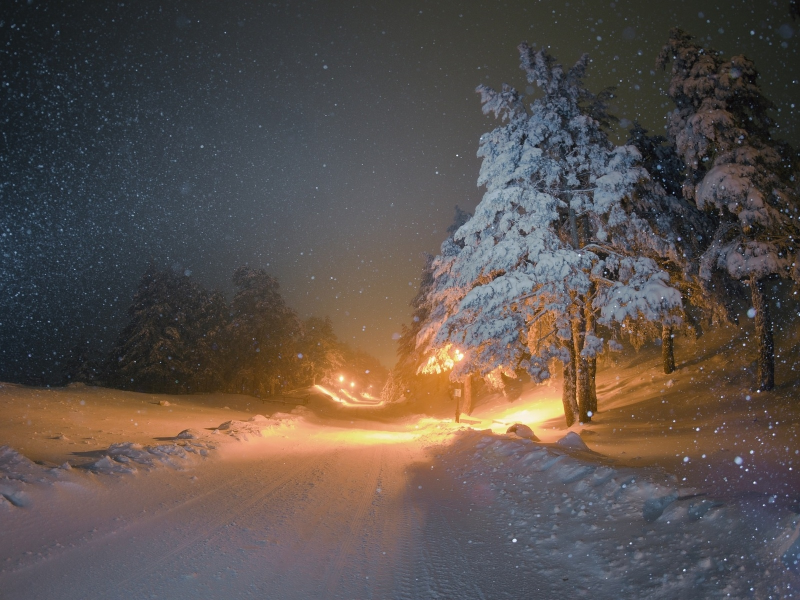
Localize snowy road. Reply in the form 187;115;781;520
4;442;408;599
2;432;513;600
2;419;799;599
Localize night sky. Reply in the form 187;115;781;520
2;0;799;384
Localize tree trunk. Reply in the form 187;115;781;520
463;374;474;415
568;207;593;421
662;324;675;374
573;315;591;423
585;286;598;416
569;207;580;249
454;390;461;423
750;276;774;391
561;338;578;427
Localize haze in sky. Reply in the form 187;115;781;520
2;0;798;382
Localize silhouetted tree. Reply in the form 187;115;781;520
226;266;302;396
187;289;230;392
658;28;800;390
299;316;345;385
62;343;103;385
106;265;224;393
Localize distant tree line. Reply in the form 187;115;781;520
66;264;386;396
386;28;800;424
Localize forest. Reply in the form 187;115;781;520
65;264;386;397
386;28;800;425
62;28;799;432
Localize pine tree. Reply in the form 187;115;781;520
226;266;302;396
106;265;218;393
383;206;471;405
625;122;753;374
657;28;800;390
418;44;683;426
299;316;345;386
186;289;229;392
61;343;103;385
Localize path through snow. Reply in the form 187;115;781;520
1;419;798;599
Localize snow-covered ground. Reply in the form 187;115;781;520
1;320;798;598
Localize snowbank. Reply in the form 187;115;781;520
84;440;213;474
439;430;800;597
213;412;298;441
0;446;74;510
0;409;307;510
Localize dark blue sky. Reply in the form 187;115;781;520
2;0;798;383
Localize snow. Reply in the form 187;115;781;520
554;431;590;450
1;320;799;598
419;46;685;402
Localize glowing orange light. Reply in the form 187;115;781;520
339;375;345;382
421;344;465;374
314;384;385;408
473;394;565;436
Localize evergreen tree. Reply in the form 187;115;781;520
61;343;103;385
383;206;471;405
418;44;682;425
625;122;750;373
187;289;229;392
657;28;800;390
226;266;302;396
299;316;345;386
106;265;223;393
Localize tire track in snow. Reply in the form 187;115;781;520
410;461;491;600
0;456;267;579
321;444;382;597
0;452;325;600
107;451;326;595
378;448;426;600
220;447;361;596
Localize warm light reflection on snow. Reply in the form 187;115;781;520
315;384;347;403
314;429;422;445
314;384;385;408
312;417;458;445
473;394;565;434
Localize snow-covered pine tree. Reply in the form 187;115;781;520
657;28;800;390
383;206;472;405
417;44;683;425
581;133;684;402
624;122;723;374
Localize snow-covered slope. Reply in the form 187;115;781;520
427;429;799;598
